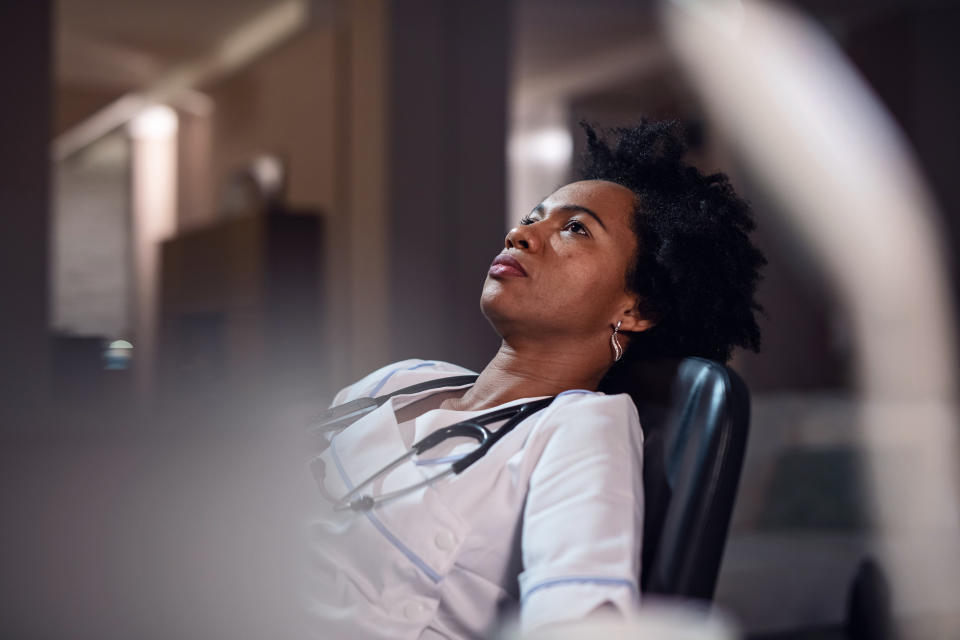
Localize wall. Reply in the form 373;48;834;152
190;2;391;396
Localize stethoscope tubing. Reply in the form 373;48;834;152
314;391;554;512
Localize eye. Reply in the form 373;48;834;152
519;215;538;226
564;220;589;236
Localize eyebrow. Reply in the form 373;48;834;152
531;203;608;232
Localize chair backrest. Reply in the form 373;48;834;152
600;356;750;600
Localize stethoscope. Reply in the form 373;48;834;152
309;376;555;512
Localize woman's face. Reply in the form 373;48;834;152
481;180;645;342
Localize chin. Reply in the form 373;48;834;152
479;280;500;320
480;279;514;335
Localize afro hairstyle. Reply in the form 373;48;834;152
576;119;766;365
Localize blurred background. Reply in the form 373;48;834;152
2;0;960;638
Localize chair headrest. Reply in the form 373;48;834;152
600;356;751;599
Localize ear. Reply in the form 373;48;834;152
614;294;657;333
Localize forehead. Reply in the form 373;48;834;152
542;180;636;223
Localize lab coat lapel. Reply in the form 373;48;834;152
330;400;426;493
330;397;470;581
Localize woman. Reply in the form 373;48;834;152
309;120;765;638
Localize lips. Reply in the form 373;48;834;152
489;253;527;278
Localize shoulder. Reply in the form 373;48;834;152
329;359;477;406
542;390;640;423
532;390;643;444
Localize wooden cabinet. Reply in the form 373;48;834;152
158;212;324;398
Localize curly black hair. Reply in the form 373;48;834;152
577;119;766;365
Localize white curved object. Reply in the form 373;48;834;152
664;1;960;634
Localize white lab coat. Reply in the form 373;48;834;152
307;360;644;638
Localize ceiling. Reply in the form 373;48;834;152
55;0;942;136
55;0;281;134
57;0;278;88
510;0;657;86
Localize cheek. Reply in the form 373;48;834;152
561;248;623;293
552;254;624;314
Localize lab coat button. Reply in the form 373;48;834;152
434;530;456;551
403;601;426;619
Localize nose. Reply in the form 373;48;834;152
505;223;540;252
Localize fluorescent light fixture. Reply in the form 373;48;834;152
128;105;178;140
509;127;573;167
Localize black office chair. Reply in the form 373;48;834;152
600;356;751;601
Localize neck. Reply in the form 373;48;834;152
441;338;611;412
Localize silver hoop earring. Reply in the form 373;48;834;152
611;320;624;362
